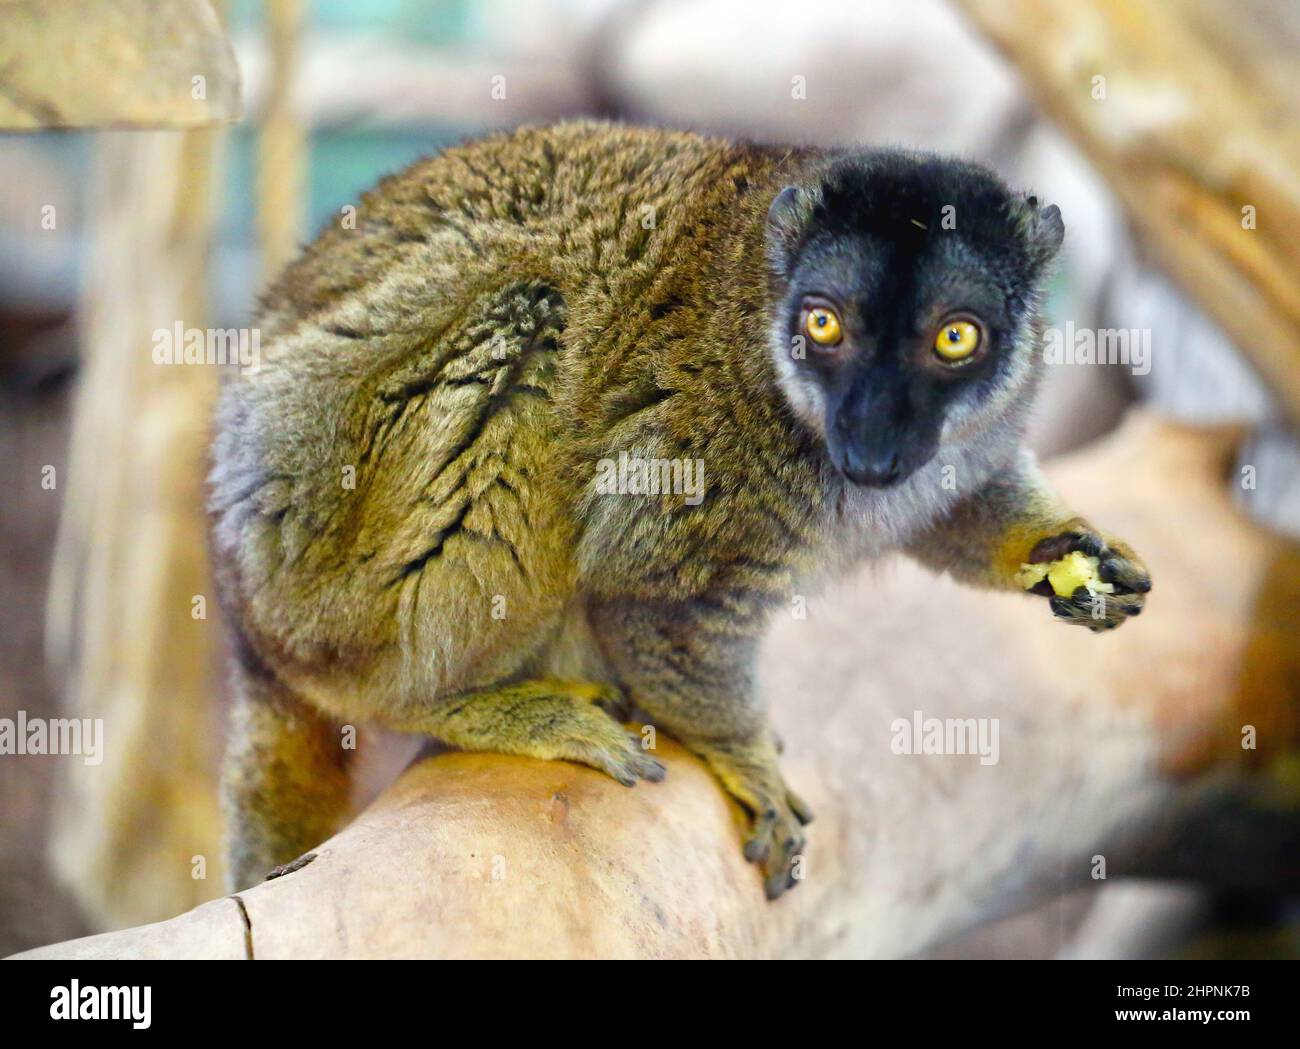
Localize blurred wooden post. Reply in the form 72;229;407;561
257;0;307;281
44;130;228;928
16;1;244;928
32;0;311;929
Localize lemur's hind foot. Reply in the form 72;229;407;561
688;735;813;900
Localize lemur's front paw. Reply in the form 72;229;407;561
1019;526;1151;633
591;733;668;787
544;680;665;786
693;740;814;900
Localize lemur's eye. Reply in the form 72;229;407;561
804;306;843;347
933;318;982;362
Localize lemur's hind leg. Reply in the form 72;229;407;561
385;679;665;787
590;598;813;900
222;664;354;891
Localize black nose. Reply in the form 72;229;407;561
842;448;905;487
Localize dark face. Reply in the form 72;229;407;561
766;154;1063;488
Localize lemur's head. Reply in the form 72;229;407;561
765;151;1063;488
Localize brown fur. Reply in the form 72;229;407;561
209;121;1148;899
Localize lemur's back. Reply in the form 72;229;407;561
257;121;765;338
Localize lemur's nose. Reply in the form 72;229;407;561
842;447;904;487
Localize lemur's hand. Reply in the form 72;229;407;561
1020;523;1151;632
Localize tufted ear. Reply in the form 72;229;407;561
765;184;817;278
1023;197;1065;266
767;184;802;228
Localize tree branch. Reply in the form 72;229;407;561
16;412;1300;958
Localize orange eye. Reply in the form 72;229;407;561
804;306;842;346
934;319;981;362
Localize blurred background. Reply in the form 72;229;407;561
1;0;1297;957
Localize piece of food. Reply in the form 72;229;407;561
1015;550;1115;597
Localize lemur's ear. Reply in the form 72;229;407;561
768;185;802;228
1022;196;1065;266
765;184;817;278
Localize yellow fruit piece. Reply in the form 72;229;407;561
1016;550;1114;597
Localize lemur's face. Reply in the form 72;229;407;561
766;154;1063;488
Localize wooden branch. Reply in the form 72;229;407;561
954;0;1300;427
17;412;1300;958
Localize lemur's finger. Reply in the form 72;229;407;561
1098;548;1151;593
1049;592;1110;630
1097;590;1145;618
1049;588;1144;631
1070;532;1105;557
1027;530;1085;563
764;865;799;902
762;823;806;901
1028;526;1105;563
742;808;777;863
625;739;667;782
1027;577;1054;597
787;789;815;826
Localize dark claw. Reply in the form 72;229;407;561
1075;533;1105;556
763;859;800;900
1099;561;1131;592
640;759;667;782
1099;555;1151;594
764;874;789;901
789;795;815;826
